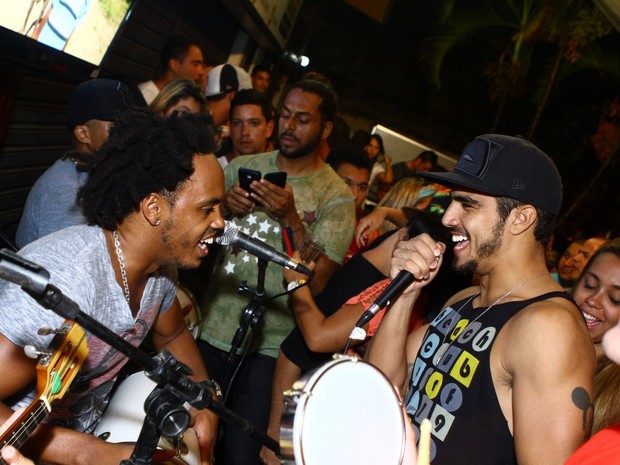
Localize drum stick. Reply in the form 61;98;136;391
417;419;431;465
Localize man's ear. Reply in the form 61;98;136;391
141;193;166;227
266;119;275;139
320;121;333;141
73;124;91;144
168;57;181;74
510;205;538;236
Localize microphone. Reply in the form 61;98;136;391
216;222;313;276
353;216;445;331
354;271;415;329
0;248;51;295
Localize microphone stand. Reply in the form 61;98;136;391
220;257;268;400
0;249;280;463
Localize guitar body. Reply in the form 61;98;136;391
0;321;88;456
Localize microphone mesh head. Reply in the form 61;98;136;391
215;221;238;246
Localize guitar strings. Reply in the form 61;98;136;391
1;329;87;454
0;400;49;450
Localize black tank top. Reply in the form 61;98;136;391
404;291;572;465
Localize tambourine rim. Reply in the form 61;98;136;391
285;356;406;465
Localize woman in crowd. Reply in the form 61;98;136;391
149;79;207;116
364;134;393;208
371;178;424;237
571;238;620;435
565;293;620;464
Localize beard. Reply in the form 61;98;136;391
278;127;323;159
160;218;198;270
452;216;506;274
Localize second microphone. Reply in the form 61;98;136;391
215;222;313;276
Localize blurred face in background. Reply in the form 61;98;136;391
567;237;609;283
164;97;203;117
207;92;234;127
230;103;274;156
557;241;582;284
252;70;270;93
365;137;381;160
174;45;205;83
335;163;369;214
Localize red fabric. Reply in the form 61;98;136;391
343;278;424;337
565;424;620;465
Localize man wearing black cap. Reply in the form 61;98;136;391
15;79;132;248
367;135;595;465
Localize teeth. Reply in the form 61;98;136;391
582;312;600;324
199;237;214;250
452;234;468;242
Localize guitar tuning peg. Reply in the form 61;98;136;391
24;345;51;360
37;326;68;336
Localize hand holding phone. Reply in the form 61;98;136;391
238;168;287;207
238;167;261;197
263;171;287;188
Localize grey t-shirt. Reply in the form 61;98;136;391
15;157;89;249
0;225;177;433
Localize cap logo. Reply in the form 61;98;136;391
512;178;526;190
455;137;503;180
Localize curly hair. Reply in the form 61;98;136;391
78;108;216;229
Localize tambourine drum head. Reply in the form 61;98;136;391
290;358;405;465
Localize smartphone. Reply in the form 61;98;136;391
238;167;261;198
263;171;287;188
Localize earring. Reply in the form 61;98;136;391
155;220;161;226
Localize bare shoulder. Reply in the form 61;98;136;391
502;294;595;373
509;293;588;339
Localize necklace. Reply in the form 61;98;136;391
113;230;131;305
432;271;550;365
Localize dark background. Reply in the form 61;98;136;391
293;0;620;245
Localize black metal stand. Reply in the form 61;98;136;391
0;249;281;463
220;257;269;400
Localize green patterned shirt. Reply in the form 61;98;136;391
200;151;356;358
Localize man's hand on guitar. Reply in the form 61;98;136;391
1;445;33;465
0;409;34;465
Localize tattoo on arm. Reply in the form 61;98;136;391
571;387;593;438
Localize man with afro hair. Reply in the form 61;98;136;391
0;109;224;465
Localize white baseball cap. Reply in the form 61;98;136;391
205;64;252;99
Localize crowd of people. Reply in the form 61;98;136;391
0;33;618;465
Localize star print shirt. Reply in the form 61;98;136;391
199;150;356;358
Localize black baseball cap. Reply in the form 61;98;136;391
67;79;133;129
418;134;563;215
